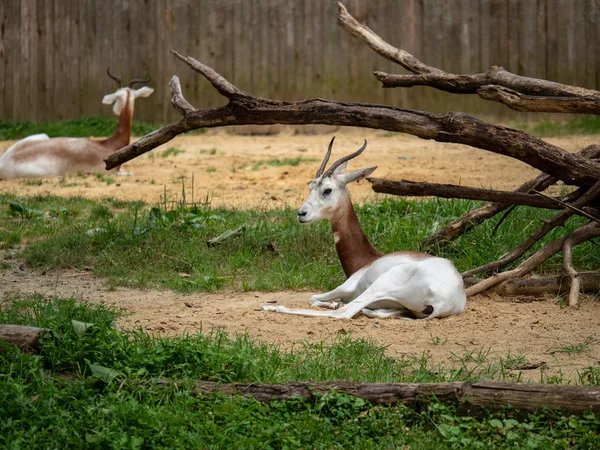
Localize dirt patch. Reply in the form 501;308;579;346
3;268;600;383
1;129;599;381
2;128;597;208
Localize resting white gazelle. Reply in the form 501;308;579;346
262;137;466;320
0;69;153;179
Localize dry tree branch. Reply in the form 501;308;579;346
169;75;195;116
336;2;600;113
495;272;600;297
533;190;600;224
466;222;600;297
368;178;569;210
477;86;600;114
104;57;600;188
563;236;582;308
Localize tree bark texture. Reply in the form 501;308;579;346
0;324;53;353
495;272;600;297
191;380;600;417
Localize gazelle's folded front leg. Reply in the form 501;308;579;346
308;268;365;309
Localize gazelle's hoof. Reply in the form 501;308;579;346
260;305;282;312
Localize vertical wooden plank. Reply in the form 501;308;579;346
267;0;281;98
399;0;423;110
573;0;587;88
507;0;520;74
19;0;32;120
545;0;559;82
0;0;7;120
519;0;537;78
584;0;597;89
488;0;509;68
556;0;575;84
479;0;491;71
535;0;547;81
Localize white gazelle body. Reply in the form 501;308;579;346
0;69;153;179
262;137;467;320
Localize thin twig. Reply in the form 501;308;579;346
533;190;600;224
562;236;582;308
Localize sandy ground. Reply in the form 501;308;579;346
1;128;600;382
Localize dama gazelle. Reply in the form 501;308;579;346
262;138;466;320
0;69;153;179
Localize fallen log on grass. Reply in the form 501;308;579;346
0;324;53;353
191;380;600;417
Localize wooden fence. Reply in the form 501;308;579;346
1;0;598;125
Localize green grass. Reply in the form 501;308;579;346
161;147;183;158
510;116;600;137
1;193;599;294
0;117;158;140
243;157;318;171
1;293;599;449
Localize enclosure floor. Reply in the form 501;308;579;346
2;267;599;383
2;129;599;382
2;128;597;208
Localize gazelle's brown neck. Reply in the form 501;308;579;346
100;91;133;151
330;200;383;277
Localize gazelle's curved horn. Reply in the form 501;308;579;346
128;76;152;88
107;68;122;87
316;136;335;177
323;139;368;177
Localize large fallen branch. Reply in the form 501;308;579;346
104;56;600;188
192;380;600;416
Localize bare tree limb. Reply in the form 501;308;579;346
170;50;252;101
337;3;442;75
420;174;557;249
563;236;582;308
192;379;600;416
495;272;600;297
466;222;600;296
368;178;570;210
104;62;600;187
533;190;600;224
169;76;195;116
337;2;600;112
477;86;600;114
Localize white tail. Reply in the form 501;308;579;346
262;137;466;320
0;69;153;179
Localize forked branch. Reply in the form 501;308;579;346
336;1;600;113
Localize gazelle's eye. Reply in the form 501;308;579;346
323;188;332;197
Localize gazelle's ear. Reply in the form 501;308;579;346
133;86;154;98
333;161;348;174
102;91;126;115
342;166;377;184
102;92;119;105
